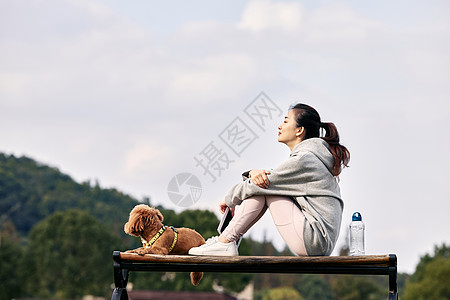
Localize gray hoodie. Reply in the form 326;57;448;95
224;138;343;255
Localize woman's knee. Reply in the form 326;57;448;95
238;195;267;212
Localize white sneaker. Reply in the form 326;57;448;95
188;236;238;256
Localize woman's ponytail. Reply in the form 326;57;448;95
290;104;350;176
321;122;350;176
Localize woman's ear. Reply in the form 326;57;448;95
296;127;305;137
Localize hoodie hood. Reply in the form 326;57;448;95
291;138;334;175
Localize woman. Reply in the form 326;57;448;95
189;103;350;256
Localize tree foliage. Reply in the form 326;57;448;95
297;275;333;300
403;243;450;300
0;153;139;238
0;236;23;300
22;210;122;298
157;206;219;239
262;286;304;300
330;275;384;300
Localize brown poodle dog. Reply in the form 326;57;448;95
124;204;206;286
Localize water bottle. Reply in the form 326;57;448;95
349;212;365;256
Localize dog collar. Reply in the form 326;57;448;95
141;225;178;253
168;226;178;253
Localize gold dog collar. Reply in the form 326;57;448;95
142;226;166;248
142;225;178;253
168;226;178;253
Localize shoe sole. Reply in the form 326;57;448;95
188;252;238;256
188;249;238;256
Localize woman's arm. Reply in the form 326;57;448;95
224;151;338;208
224;155;306;207
219;170;270;211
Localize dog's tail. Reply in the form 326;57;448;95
190;271;203;286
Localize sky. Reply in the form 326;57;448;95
1;0;449;274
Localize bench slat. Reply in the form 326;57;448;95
117;252;391;266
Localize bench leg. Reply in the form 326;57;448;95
111;288;128;300
388;254;398;300
388;291;398;300
111;259;129;300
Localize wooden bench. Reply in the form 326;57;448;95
111;251;398;300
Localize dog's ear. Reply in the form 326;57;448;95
124;213;145;236
155;208;164;223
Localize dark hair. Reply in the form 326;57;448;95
290;103;350;176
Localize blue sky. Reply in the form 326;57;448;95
1;0;449;273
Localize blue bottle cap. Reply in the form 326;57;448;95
352;212;362;221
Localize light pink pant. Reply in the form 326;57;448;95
222;195;307;255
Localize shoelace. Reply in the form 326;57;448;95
205;236;219;245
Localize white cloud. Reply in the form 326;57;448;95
121;142;173;177
0;72;32;100
304;3;383;44
167;53;261;100
237;0;303;32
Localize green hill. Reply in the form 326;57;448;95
0;153;140;238
0;152;253;298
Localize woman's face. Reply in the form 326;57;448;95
278;109;303;150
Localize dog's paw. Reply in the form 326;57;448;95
134;248;149;256
125;248;148;255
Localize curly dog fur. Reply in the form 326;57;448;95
124;204;205;285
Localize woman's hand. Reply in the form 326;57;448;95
219;201;235;216
249;169;271;189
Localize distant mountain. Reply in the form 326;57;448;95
0;153;140;237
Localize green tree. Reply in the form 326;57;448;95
330;275;384;300
0;236;23;300
403;243;450;300
22;210;122;298
156;206;219;239
262;286;304;300
297;274;333;300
